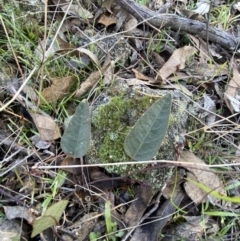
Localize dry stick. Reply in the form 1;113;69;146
117;0;238;51
0;152;35;177
33;159;240;170
0;185;29;207
45;0;74;57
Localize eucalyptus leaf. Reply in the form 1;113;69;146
31;200;68;237
124;94;172;161
61;100;91;158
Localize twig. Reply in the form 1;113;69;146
117;0;238;51
0;152;35;177
0;185;29;207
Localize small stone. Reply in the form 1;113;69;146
87;78;190;190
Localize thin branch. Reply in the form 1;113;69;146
117;0;238;51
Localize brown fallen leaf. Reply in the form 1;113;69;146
157;46;198;84
153;52;165;68
30;113;61;140
98;14;116;26
127;78;157;87
179;151;226;205
132;68;155;82
60;155;82;175
124;15;142;49
224;60;240;113
41;76;75;104
74;64;110;99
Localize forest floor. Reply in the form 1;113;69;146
1;0;240;240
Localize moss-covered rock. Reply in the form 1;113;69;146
87;78;189;190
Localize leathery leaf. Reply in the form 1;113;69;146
124;94;172;161
61;100;91;158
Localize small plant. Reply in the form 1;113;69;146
89;200;124;241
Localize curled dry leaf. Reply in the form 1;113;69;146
30;113;61;141
75;47;100;67
124;17;138;35
74;64;110;98
41;76;75;104
157;46;198;84
224;60;240;113
153;52;165;68
132;68;155;82
124;16;142;49
224;93;240;112
127;78;157;87
179;151;226;205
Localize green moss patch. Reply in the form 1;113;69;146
92;94;159;164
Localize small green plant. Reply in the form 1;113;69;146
105;200;118;241
210;5;231;30
89;200;124;241
41;170;67;213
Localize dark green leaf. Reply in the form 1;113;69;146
61;100;91;157
124;94;172;161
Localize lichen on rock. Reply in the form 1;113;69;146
87;78;189;190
